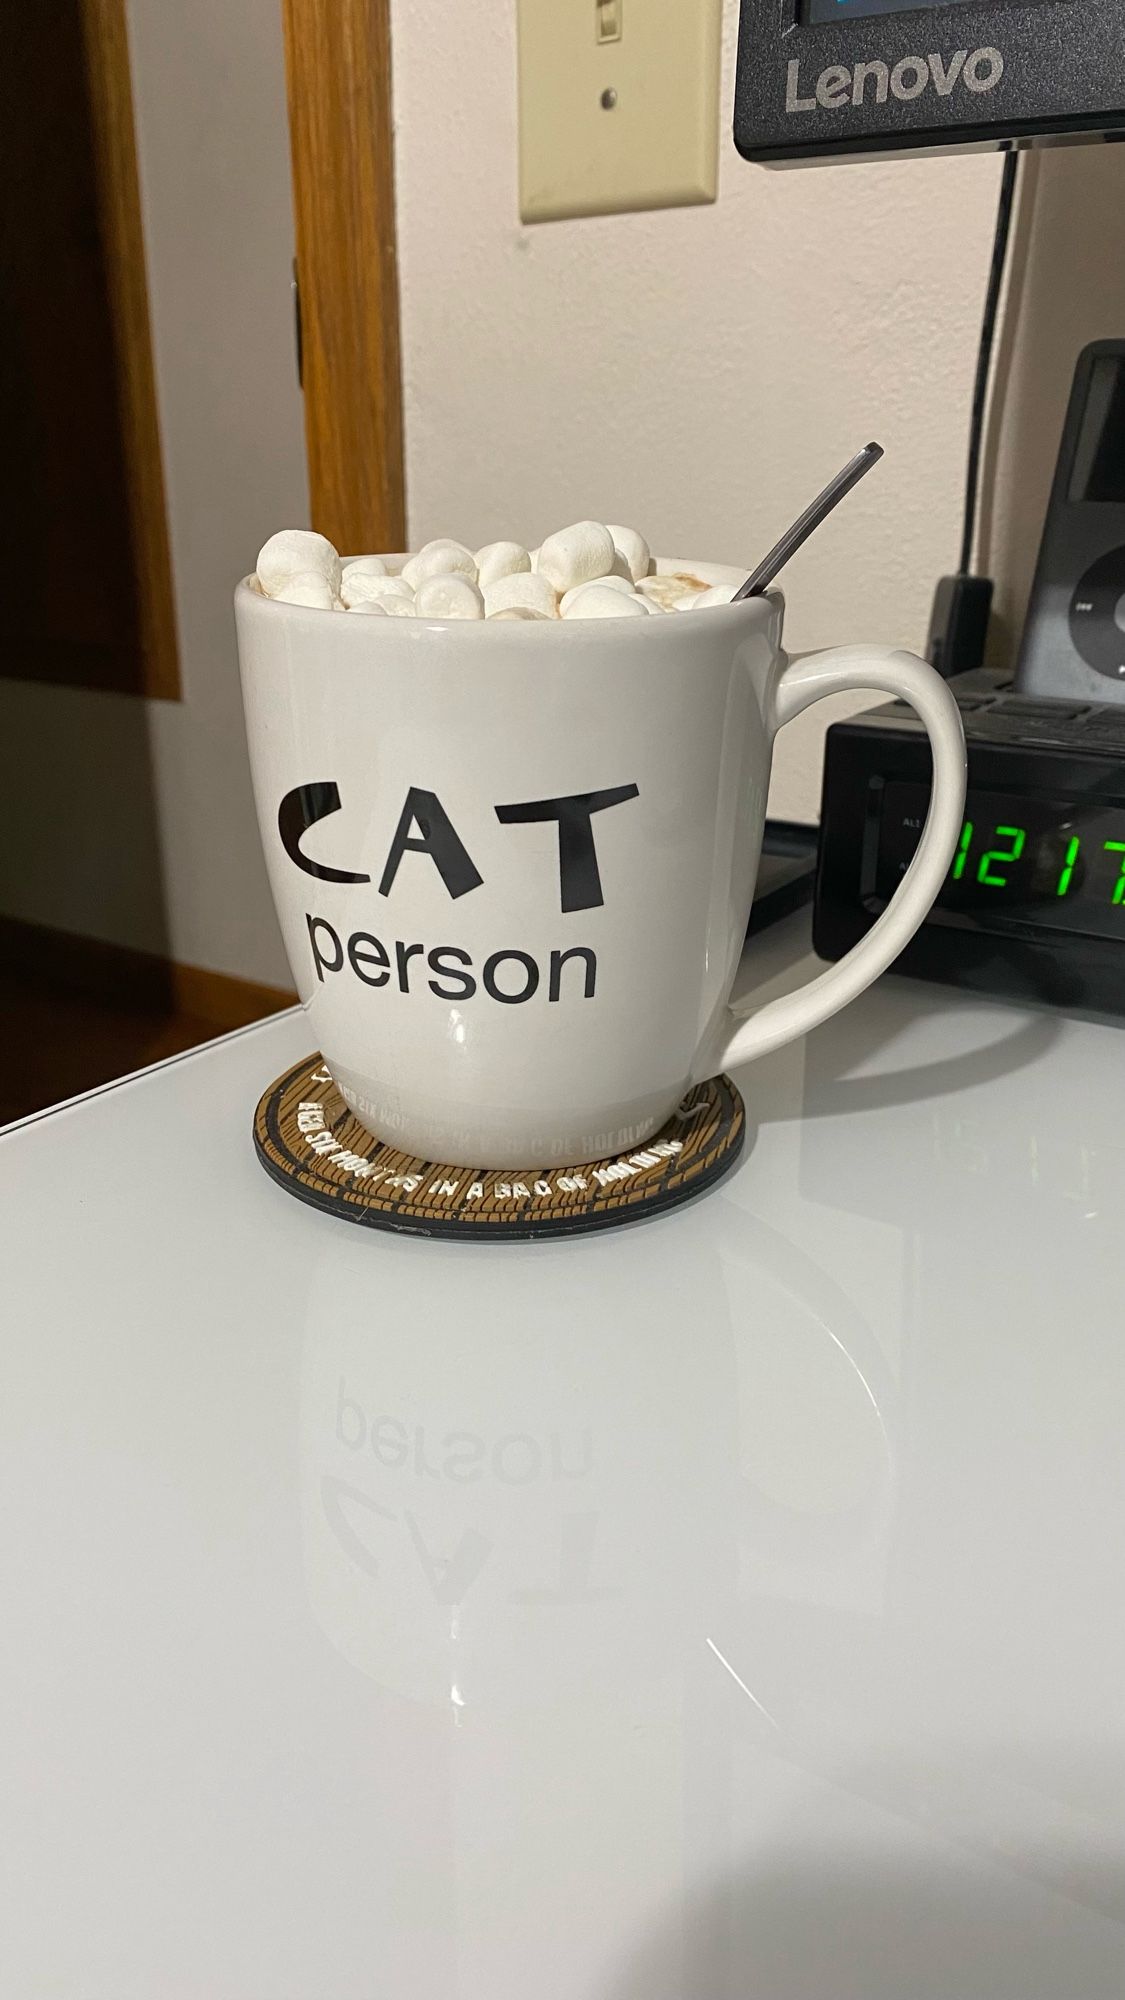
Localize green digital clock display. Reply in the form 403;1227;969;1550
876;785;1125;941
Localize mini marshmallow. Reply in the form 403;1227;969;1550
415;574;485;620
475;540;531;587
490;605;551;621
536;521;616;595
348;599;389;616
257;528;341;598
342;571;414;607
559;575;634;614
561;586;648;620
637;575;702;610
402;539;477;588
688;584;740;609
607;525;652;584
341;554;387;579
483;572;559;619
380;594;419;617
272;570;336;610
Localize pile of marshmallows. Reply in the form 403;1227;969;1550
253;522;738;621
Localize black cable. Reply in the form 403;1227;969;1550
960;149;1020;577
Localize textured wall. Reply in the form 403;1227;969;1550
391;0;1003;821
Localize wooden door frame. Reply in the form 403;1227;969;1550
281;0;407;556
80;0;180;699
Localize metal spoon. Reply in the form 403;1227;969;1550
735;442;884;600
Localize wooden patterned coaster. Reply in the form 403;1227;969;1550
254;1056;745;1241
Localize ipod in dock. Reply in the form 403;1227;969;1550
1018;340;1125;706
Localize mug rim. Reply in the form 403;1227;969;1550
235;558;783;639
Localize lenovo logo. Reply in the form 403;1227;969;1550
785;47;1004;114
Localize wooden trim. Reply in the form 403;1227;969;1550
79;0;181;700
0;915;295;1029
168;962;297;1033
282;0;407;554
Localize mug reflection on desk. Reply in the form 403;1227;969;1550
300;1226;739;1711
298;1210;894;1715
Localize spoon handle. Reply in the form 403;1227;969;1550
735;442;884;600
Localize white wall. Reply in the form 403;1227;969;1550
0;0;306;988
391;0;1003;822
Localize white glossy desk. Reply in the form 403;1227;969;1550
3;921;1124;1999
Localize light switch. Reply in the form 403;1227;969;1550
517;0;721;224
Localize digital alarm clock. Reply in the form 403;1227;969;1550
814;669;1125;1013
734;0;1125;164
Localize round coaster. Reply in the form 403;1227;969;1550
254;1056;745;1242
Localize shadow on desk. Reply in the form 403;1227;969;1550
734;928;1067;1128
608;1821;1125;2000
795;987;1062;1123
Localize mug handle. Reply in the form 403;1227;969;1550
699;644;967;1077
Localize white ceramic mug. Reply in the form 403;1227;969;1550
235;561;965;1168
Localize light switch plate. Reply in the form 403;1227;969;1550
517;0;722;223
